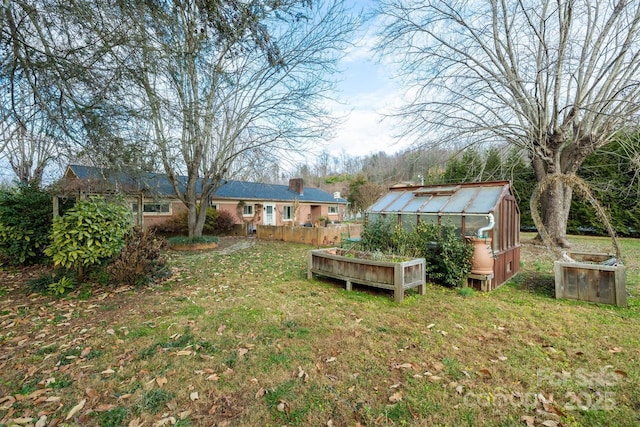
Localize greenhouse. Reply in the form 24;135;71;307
366;181;520;290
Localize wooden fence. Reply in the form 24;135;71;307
256;224;362;246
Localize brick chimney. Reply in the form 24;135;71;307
288;178;304;196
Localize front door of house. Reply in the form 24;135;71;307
264;204;276;225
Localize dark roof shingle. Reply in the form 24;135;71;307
67;165;347;204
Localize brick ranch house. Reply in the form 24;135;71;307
55;165;349;231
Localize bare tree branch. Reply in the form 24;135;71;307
376;0;640;247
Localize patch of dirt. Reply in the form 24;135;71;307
214;236;255;255
518;238;556;264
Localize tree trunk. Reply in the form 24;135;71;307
540;178;573;248
186;199;208;238
532;156;574;248
187;202;198;238
194;200;207;237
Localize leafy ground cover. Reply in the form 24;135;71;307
0;234;638;426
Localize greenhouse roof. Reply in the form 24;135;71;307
367;181;512;215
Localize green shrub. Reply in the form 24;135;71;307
45;197;132;278
0;185;52;265
361;216;473;288
427;223;474;288
48;275;77;296
107;226;168;287
360;215;396;253
27;269;73;294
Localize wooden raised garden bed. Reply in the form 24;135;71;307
554;252;626;307
307;248;426;302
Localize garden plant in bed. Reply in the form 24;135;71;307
309;216;475;302
358;215;474;288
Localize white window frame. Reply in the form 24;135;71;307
283;205;293;221
242;204;254;216
328;206;338;215
143;202;172;215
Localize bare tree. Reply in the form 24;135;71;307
348;175;386;216
104;0;355;237
377;0;640;247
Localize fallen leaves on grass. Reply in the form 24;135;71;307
65;398;86;420
478;368;492;378
388;391;403;403
392;362;415;370
85;388;99;398
614;369;628;378
521;415;535;427
296;366;309;382
277;400;290;414
0;395;16;410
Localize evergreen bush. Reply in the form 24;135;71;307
0;185;52;265
45;197;132;278
361;216;473;288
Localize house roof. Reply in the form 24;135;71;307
65;165;347;205
367;181;515;215
214;180;347;204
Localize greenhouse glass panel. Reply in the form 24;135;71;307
420;195;450;213
367;213;380;223
404;196;430;212
441;215;463;234
466;215;492;236
401;213;418;229
466;187;503;213
419;214;438;224
385;192;416;212
368;192;401;212
439;188;479;213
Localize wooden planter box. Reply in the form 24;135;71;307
554;252;626;307
307;248;426;302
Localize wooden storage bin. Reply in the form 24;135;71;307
554;252;626;307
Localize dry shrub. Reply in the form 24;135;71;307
107;226;168;287
205;209;236;234
152;208;237;236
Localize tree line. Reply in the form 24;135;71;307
300;139;640;238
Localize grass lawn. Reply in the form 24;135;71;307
0;233;638;426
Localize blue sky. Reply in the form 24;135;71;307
322;0;412;159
